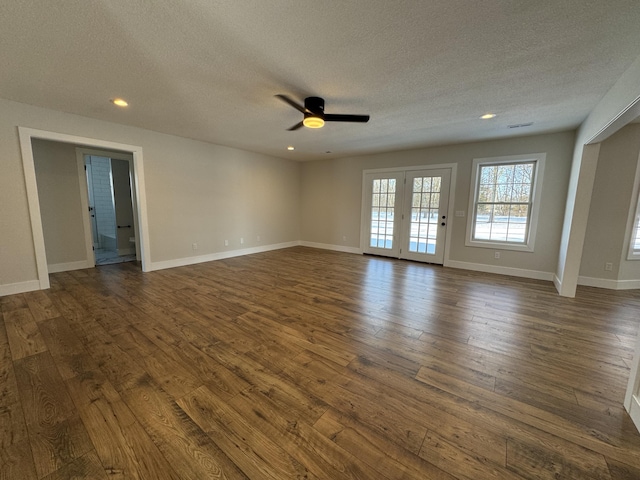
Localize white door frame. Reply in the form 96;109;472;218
83;162;100;248
18;127;151;290
76;148;140;267
625;308;640;432
360;163;457;265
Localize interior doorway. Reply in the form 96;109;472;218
361;166;455;265
18;127;150;290
82;152;137;265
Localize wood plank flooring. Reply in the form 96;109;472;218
2;246;640;479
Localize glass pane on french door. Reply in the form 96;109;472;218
371;177;396;249
401;169;450;264
408;175;440;254
363;172;403;257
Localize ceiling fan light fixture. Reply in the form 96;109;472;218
303;115;325;128
276;94;369;130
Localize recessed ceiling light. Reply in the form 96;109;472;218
111;98;129;107
480;113;496;120
287;146;295;151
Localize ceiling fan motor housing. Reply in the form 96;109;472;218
304;96;325;114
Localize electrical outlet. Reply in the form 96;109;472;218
494;251;500;259
240;237;244;245
605;262;613;271
224;239;229;247
342;235;347;241
192;242;198;250
257;235;260;242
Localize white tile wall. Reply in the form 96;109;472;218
88;156;116;248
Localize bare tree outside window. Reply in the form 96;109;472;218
473;161;535;243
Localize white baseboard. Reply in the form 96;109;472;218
628;395;640;434
48;260;92;273
553;274;562;293
148;241;300;272
299;241;362;255
578;275;640;290
0;280;41;296
445;260;554;282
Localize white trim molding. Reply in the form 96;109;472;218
0;280;42;297
299;241;362;255
578;276;640;290
148;242;300;271
625;330;640;433
553;275;562;293
47;261;94;274
17;127;151;292
445;260;554;282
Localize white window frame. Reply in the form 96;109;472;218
466;153;546;252
625;150;640;260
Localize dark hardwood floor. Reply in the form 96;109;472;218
2;246;640;479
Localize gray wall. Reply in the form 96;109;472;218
300;131;575;276
3;95;640;293
0;97;300;290
32;139;87;267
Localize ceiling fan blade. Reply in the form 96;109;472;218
287;121;304;131
324;114;370;123
275;94;307;113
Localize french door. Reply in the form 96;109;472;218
362;168;451;264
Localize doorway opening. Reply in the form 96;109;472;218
19;127;150;290
81;150;138;266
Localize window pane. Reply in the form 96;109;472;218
370;177;396;250
473;160;536;245
506;205;528;243
407;176;444;257
497;165;514;185
474;204;493;240
480;166;496;184
479;184;495;202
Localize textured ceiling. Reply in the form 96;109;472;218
2;1;640;161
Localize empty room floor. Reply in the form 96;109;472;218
1;246;640;479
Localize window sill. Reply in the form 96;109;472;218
466;239;534;252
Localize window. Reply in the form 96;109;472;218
466;153;545;251
631;218;640;257
627;157;640;260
